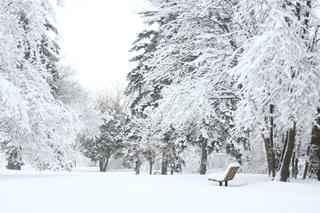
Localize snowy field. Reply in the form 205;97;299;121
0;168;319;213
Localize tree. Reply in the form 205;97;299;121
125;6;175;175
160;126;184;175
124;115;160;175
80;90;127;172
5;145;23;170
231;0;320;181
0;0;78;170
126;0;240;174
124;0;320;180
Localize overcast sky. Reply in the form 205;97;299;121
57;0;148;92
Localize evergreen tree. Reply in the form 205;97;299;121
80;114;125;172
80;92;126;172
126;0;241;174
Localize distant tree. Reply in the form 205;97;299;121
80;115;124;172
5;145;23;170
54;65;85;107
160;126;185;175
80;90;127;172
124;116;159;175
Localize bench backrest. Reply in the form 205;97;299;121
224;166;239;181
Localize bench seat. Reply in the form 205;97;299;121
208;163;240;186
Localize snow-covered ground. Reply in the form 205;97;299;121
0;168;319;213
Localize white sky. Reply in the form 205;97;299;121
57;0;148;92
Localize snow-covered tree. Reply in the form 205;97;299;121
0;0;78;170
231;0;320;181
80;91;127;172
127;0;241;174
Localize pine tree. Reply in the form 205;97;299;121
80;92;126;172
126;0;241;174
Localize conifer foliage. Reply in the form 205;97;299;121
80;92;127;172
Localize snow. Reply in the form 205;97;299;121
0;168;319;213
207;162;240;181
207;171;226;181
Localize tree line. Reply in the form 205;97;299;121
79;0;320;182
1;0;320;182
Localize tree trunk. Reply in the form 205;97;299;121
99;159;103;172
294;158;298;179
149;159;154;175
291;152;298;179
134;159;141;175
263;136;271;176
262;104;276;179
303;146;311;179
303;160;309;179
147;147;155;175
6;146;23;170
317;161;320;181
99;156;109;172
161;153;168;175
280;126;296;182
262;136;276;179
103;157;109;172
200;139;208;175
278;133;288;171
269;105;276;179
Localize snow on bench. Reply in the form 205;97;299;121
208;162;240;186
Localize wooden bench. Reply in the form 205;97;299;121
208;163;240;186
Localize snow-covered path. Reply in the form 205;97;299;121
0;169;319;213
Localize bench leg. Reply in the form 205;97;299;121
225;181;228;187
219;182;222;186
